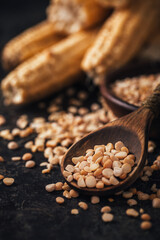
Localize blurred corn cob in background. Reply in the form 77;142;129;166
47;0;109;34
138;32;160;62
1;29;97;105
96;0;132;8
2;21;65;70
1;0;160;105
82;0;160;83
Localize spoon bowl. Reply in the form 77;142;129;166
61;107;153;195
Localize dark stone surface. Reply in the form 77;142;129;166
0;1;160;240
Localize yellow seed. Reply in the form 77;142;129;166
141;214;151;221
102;213;114;222
101;206;111;213
71;209;79;215
56;197;64;204
55;182;63;190
70;189;79;198
91;196;100;204
0;156;4;162
25;160;36;168
0;174;4;180
3;177;14;186
22;153;33;161
45;184;55;192
8;141;19;150
126;208;139;217
140;221;152;230
78;202;88;210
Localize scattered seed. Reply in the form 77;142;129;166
42;169;50;174
102;213;114;222
126;209;139;217
45;184;55;192
108;198;114;202
141;214;151;221
3;177;14;186
101;206;111;213
152;198;160;208
123;191;133;199
70;189;79;198
91;196;100;204
0;174;4;180
11;156;21;161
140;221;152;230
55;182;63;191
22;153;32;161
63;190;71;199
25;160;36;168
56;197;64;204
78;202;88;210
127;199;138;206
0;156;4;162
0;115;6;125
8;141;19;150
71;209;79;215
140;208;144;214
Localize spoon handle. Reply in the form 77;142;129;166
142;84;160;118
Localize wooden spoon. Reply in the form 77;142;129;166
61;84;160;195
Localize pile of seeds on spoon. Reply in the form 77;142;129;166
0;85;160;231
64;141;136;188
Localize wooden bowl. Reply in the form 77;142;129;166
100;61;160;139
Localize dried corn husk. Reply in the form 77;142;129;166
1;29;98;105
2;21;65;70
82;0;160;82
47;0;108;34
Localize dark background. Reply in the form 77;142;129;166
0;1;160;240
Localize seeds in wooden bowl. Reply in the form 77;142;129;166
111;74;160;107
64;141;136;189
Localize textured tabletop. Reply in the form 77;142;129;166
0;1;160;240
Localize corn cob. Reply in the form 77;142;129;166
96;0;132;8
2;21;65;70
82;0;160;81
47;0;109;34
1;29;97;105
